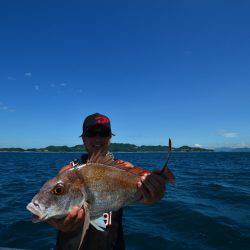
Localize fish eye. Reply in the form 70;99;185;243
51;184;65;195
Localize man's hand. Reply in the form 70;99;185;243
137;170;166;205
47;206;85;233
115;160;166;204
115;160;134;168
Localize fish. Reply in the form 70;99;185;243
26;152;174;249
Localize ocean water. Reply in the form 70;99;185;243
0;152;249;250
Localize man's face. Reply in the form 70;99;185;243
82;125;111;155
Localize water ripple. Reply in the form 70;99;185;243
0;152;250;249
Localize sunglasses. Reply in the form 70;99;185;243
85;129;111;138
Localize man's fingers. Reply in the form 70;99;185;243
146;176;166;195
134;188;143;201
64;206;79;225
140;173;165;191
149;174;165;189
140;183;151;201
115;160;124;164
144;177;165;201
76;208;85;221
143;178;158;197
67;208;85;231
136;171;167;204
47;206;85;232
63;215;74;226
116;160;134;168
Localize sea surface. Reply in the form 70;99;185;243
0;152;249;250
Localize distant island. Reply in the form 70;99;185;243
0;143;213;152
214;147;250;152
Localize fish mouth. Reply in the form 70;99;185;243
26;202;47;223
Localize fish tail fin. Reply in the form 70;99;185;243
162;166;175;184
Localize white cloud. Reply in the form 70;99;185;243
231;142;250;148
194;144;202;148
0;106;8;110
34;85;39;91
0;102;15;112
25;72;32;77
217;130;238;138
7;76;16;80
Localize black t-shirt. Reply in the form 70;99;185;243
56;154;125;250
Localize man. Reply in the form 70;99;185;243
49;113;166;249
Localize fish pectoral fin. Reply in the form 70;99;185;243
78;202;90;250
90;216;107;231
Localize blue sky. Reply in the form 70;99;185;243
0;1;250;148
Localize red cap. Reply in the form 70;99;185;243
80;113;114;137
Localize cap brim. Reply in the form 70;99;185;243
79;133;115;137
79;128;115;137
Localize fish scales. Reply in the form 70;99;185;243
80;162;140;217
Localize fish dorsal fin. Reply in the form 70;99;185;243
87;151;116;166
76;155;149;178
86;152;143;177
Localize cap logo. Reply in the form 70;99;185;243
95;116;109;124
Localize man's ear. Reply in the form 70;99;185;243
108;136;112;145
